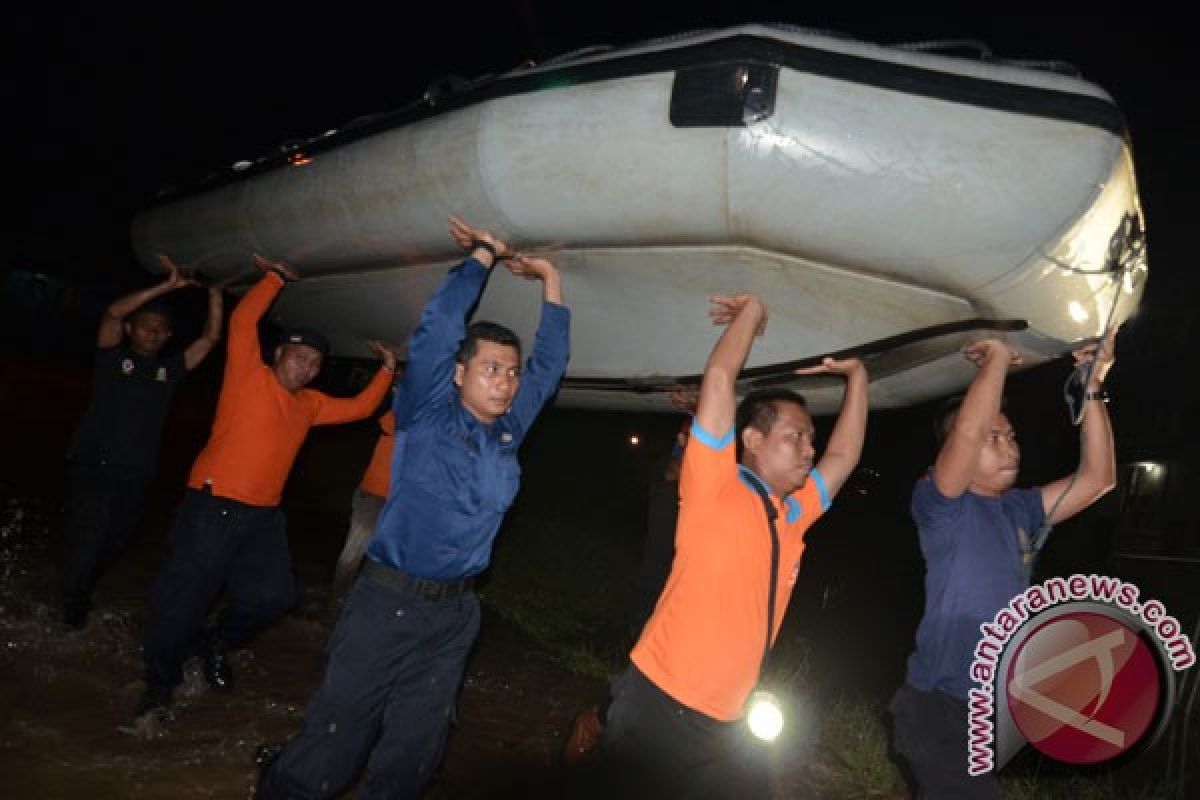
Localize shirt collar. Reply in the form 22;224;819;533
452;397;514;443
737;465;801;524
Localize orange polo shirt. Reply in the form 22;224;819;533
358;410;395;498
187;273;393;506
631;421;831;721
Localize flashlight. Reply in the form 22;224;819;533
746;689;784;742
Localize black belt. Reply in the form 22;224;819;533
362;559;474;603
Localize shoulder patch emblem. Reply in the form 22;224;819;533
120;358;135;375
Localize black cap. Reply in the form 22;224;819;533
281;327;330;356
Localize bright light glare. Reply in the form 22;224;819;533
1068;301;1089;323
746;690;784;741
629;435;640;446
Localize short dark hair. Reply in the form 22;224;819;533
932;394;1008;448
456;321;521;364
129;301;172;327
735;388;808;460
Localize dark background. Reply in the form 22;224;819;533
3;0;1196;728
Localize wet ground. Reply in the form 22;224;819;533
0;488;607;799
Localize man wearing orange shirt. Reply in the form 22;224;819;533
329;408;396;606
600;293;868;797
138;254;395;722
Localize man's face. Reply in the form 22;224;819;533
124;311;172;356
273;344;324;393
970;412;1020;496
454;340;521;423
742;401;816;495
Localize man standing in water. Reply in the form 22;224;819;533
138;254;395;723
260;217;570;799
63;256;222;630
890;332;1117;798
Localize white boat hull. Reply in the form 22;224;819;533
131;25;1147;412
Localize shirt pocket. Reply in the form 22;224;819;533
490;450;521;512
404;425;483;512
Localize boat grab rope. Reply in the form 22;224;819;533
1028;211;1147;572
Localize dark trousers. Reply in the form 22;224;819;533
598;665;770;799
143;488;296;694
330;488;385;603
260;563;481;800
889;683;1001;800
62;460;151;614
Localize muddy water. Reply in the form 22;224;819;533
0;491;605;799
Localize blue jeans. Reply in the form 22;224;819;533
143;488;296;694
261;563;481;800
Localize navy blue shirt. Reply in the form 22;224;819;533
368;258;570;580
905;476;1044;702
68;344;188;471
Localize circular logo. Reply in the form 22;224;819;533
1005;611;1162;765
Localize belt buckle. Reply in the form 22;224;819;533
417;579;445;603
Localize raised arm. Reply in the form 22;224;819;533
503;255;571;433
96;255;196;348
183;287;224;370
1039;329;1118;523
507;253;563;305
933;339;1019;498
395;217;510;424
224;255;295;376
801;357;869;497
314;340;398;425
693;294;767;439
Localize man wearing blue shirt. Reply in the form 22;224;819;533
891;332;1117;799
260;217;570;799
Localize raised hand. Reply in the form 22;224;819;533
366;339;398;371
795;355;866;378
962;338;1020;369
1073;327;1117;387
707;294;767;336
506;254;556;282
448;216;512;260
156;254;199;290
666;384;700;415
252;253;301;282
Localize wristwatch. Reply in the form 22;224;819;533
1084;389;1109;403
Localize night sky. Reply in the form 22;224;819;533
8;4;1192;278
7;3;1197;453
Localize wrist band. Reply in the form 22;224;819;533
1084;390;1109;403
269;267;294;283
471;239;498;260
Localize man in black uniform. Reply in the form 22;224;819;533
62;256;222;630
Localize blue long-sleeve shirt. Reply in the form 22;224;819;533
367;257;570;580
